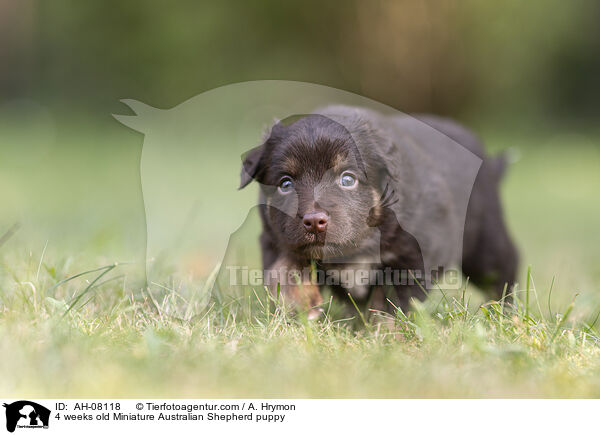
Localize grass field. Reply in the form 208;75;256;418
1;114;600;398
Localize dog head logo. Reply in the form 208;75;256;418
3;401;50;432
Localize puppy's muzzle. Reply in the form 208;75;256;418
302;211;329;234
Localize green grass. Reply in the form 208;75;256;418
1;118;600;398
2;257;600;398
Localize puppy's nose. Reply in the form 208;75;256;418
303;211;329;233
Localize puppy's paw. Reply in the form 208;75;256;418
307;307;324;321
265;257;323;314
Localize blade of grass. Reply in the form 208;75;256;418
0;222;20;248
551;294;578;343
36;240;48;282
47;262;129;294
547;276;556;320
62;264;117;318
347;292;368;328
525;265;531;332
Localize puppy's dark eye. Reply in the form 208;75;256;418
340;171;358;189
278;177;294;194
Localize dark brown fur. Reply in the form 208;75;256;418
240;107;518;313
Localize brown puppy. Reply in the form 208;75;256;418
240;106;518;315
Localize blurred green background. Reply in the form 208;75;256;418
2;0;600;121
1;0;599;307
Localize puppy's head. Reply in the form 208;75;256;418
240;114;391;259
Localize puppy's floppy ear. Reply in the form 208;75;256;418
240;119;283;189
378;158;395;189
239;144;265;189
364;144;395;191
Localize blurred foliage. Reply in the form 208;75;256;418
0;0;599;122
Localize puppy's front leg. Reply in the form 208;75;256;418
264;256;323;319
